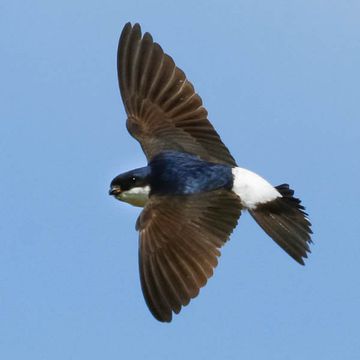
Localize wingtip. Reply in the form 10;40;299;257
133;22;141;33
121;22;142;34
297;258;305;266
120;22;142;42
122;22;132;34
153;312;173;323
120;22;156;48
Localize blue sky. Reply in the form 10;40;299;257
1;0;359;359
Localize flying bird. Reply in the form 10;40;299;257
109;23;312;322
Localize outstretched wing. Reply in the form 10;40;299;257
118;23;237;166
136;189;242;322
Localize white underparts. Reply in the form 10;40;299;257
118;186;150;208
231;167;282;209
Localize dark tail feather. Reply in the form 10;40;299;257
249;184;313;265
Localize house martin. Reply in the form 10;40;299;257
109;23;312;322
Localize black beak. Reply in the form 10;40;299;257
109;186;121;196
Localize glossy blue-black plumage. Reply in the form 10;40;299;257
149;151;233;195
111;151;234;195
111;151;233;195
110;167;151;192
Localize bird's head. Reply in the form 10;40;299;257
109;167;151;208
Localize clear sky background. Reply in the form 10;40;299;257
1;1;359;359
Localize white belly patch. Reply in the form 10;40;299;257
231;167;281;209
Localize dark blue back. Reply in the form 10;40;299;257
149;151;233;195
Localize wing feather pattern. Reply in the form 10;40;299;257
136;190;242;322
118;23;237;166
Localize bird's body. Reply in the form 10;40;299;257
112;150;280;208
109;23;313;322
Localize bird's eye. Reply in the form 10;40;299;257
131;177;136;182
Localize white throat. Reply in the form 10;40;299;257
118;185;150;207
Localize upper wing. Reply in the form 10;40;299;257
136;189;242;322
118;23;237;166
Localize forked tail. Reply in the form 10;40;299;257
249;184;312;265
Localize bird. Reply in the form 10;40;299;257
109;22;312;322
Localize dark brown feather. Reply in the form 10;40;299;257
249;184;312;265
118;22;237;166
136;189;242;322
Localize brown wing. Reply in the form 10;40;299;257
118;22;237;166
136;189;242;322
